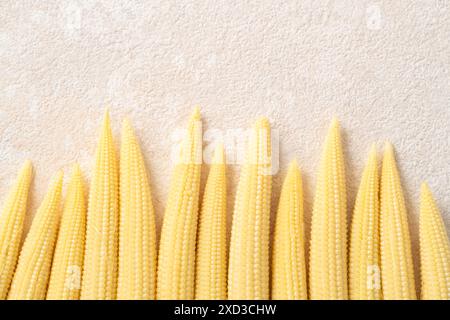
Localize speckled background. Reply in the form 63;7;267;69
0;1;449;287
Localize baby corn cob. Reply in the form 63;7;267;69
8;171;63;300
81;112;119;300
118;119;157;300
47;165;86;300
157;108;202;300
272;160;307;300
195;144;227;300
380;143;416;300
349;145;381;300
228;118;272;300
0;160;33;299
309;119;348;300
419;183;450;300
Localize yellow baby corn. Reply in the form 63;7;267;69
419;183;450;300
349;145;381;300
380;143;416;300
118;119;157;300
47;165;86;300
228;117;272;300
157;108;202;300
195;144;227;300
81;112;119;300
8;171;63;300
0;160;33;299
272;160;307;300
309;119;348;300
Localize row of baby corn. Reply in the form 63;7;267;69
0;109;448;300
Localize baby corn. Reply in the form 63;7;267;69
0;161;33;299
195;144;227;300
380;143;416;300
349;145;381;300
419;183;450;300
81;112;119;300
8;171;63;300
272;160;307;300
309;119;348;300
118;119;157;300
47;165;86;300
228;118;272;300
157;108;202;299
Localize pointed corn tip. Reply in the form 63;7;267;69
420;182;437;218
102;109;112;130
69;164;84;189
323;118;341;150
369;143;377;154
122;116;132;128
21;159;33;171
103;107;111;118
23;159;32;167
254;117;270;129
327;117;341;138
286;159;301;179
211;143;225;164
190;106;201;121
421;182;431;196
288;158;300;171
367;143;377;161
18;160;33;180
121;117;134;136
331;117;340;128
71;163;82;175
51;170;64;186
98;110;114;144
384;141;394;152
383;141;395;162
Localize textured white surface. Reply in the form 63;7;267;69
0;1;449;281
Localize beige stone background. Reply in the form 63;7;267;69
0;1;449;287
